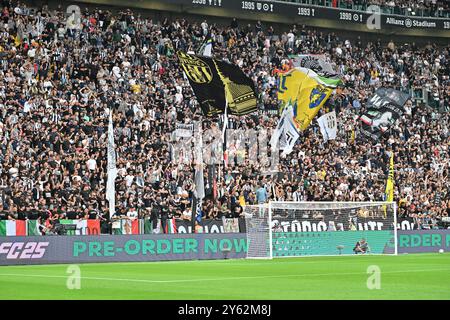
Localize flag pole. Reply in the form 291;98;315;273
192;120;199;234
222;100;228;190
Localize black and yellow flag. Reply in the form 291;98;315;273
177;51;257;117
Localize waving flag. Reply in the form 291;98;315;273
289;54;340;80
177;51;257;116
277;68;335;131
270;101;300;155
360;88;410;140
198;36;213;57
106;110;118;218
385;152;394;202
384;152;395;217
317;111;337;142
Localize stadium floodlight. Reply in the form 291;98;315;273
244;201;398;259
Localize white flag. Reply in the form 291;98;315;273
270;103;299;156
317;111;337;142
281;122;300;156
199;38;213;57
194;122;205;200
106;111;118;218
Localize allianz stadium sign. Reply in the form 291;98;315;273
385;17;438;28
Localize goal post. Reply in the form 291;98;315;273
243;203;272;259
244;201;398;259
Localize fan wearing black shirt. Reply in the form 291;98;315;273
160;200;170;234
150;198;161;232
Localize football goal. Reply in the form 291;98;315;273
244;201;397;259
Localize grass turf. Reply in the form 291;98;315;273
0;253;449;300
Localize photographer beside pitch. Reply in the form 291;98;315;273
353;238;371;254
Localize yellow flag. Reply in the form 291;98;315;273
384;152;395;217
277;68;332;131
385;152;394;201
277;69;304;107
14;35;22;47
239;195;246;207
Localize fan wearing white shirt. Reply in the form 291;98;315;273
127;208;138;221
86;158;97;171
182;208;192;221
125;174;134;187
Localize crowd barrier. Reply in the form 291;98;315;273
0;217;446;237
112;218;244;235
0;218;244;236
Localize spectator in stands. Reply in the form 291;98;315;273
0;0;447;235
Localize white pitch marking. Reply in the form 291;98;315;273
0;268;449;284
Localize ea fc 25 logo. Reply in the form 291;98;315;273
0;241;49;259
178;52;213;84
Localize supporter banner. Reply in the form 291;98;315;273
175;123;194;138
360;88;410;140
164;0;450;32
397;217;418;230
177;51;257;116
397;217;450;230
222;218;240;233
0;233;248;265
112;219;144;235
59;219;101;235
175;219;226;233
273;207;395;232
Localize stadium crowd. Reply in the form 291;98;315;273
0;1;448;231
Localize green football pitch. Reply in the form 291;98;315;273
0;253;449;300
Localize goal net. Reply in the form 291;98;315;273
244;202;397;259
